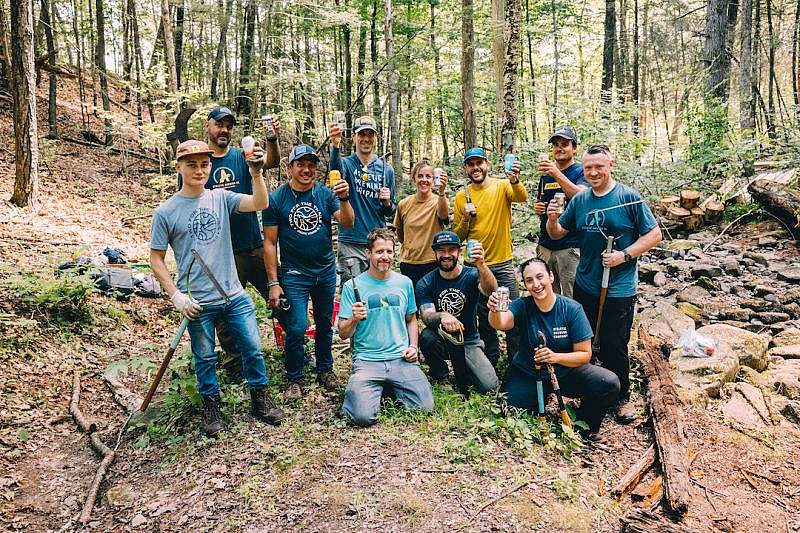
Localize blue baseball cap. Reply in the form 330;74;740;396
431;231;462;250
288;144;320;164
463;147;489;164
208;106;237;125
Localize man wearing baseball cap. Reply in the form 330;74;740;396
150;140;283;436
263;144;354;400
452;147;528;368
416;231;499;396
533;126;588;298
327;115;396;287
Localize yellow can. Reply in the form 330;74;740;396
327;170;341;188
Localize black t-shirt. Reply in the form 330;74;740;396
416;266;481;343
537;162;587;250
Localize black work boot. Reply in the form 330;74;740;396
201;394;225;437
251;386;284;426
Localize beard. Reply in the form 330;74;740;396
437;257;458;272
209;132;229;149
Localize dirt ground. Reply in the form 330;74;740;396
1;75;799;533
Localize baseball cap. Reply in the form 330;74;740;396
207;106;237;125
175;139;213;160
548;126;579;144
463;147;489;164
288;144;320;164
431;231;462;250
353;115;378;134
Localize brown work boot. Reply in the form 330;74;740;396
283;380;304;401
316;370;339;392
201;394;226;437
615;401;637;424
250;386;283;425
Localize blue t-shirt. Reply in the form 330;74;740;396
509;295;593;378
559;183;657;298
339;272;417;361
262;182;340;276
328;148;396;245
537;163;588;250
416;266;481;344
207;148;263;254
150;189;245;305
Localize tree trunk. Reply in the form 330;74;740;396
40;0;58;139
500;0;520;155
95;0;112;145
601;0;616;101
748;179;800;240
122;0;131;102
765;0;776;138
174;0;185;89
793;0;800;121
461;0;477;148
524;0;537;143
160;0;178;97
703;0;730;100
0;1;9;93
235;0;256;116
550;0;559;127
355;23;367;117
740;0;755;132
342;14;353;131
10;0;40;209
492;0;505;150
632;0;639;136
210;0;233;101
370;0;383;150
430;0;449;163
384;0;402;181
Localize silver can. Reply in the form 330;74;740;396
554;192;566;214
262;115;276;140
496;287;510;312
433;167;443;188
333;110;346;132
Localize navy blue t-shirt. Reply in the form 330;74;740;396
416;266;481;344
559;182;658;298
509;295;593;378
537;163;588;250
207;148;263;254
262;182;340;276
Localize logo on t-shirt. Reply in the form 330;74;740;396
211;167;237;189
188;208;221;243
288;202;323;235
582;210;606;234
367;293;401;310
438;288;466;317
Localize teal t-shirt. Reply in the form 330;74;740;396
339;272;417;361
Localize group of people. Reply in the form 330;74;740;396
149;106;662;441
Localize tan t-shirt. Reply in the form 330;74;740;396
394;194;447;264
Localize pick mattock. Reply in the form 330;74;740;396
344;258;362;301
538;331;572;430
592;235;615;353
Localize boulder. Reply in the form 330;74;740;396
757;311;791;324
743;251;769;266
778;268;800;283
676;285;711;307
739;298;772;312
665;260;696;276
715;306;754;322
676;302;703;322
721;258;741;276
721;390;768;428
653;272;668;287
754;285;777;296
763;359;800;400
781;302;800;319
670;341;739;398
780;287;800;305
768;345;800;359
638;301;695;346
779;400;800;425
696;323;770;372
696;276;720;291
638;262;663;283
690;264;724;279
772;327;800;347
666;239;701;251
757;236;778;247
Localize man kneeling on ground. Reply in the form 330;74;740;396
338;229;434;426
150;140;283;437
417;231;499;396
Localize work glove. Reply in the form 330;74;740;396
170;291;202;319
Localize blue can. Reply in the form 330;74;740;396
504;153;517;173
465;239;478;261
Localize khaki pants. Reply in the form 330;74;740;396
535;245;580;298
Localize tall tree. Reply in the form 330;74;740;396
342;10;353;130
0;0;9;92
632;0;640;135
765;0;776;138
739;0;755;132
210;0;233;100
491;0;505;148
500;0;521;155
174;0;185;89
95;0;112;144
355;23;367;116
550;0;559;127
40;0;58;138
9;0;39;209
160;0;179;97
601;0;616;101
430;0;449;163
702;0;736;101
385;0;401;180
235;0;256;116
793;0;800;119
461;0;477;148
370;0;383;149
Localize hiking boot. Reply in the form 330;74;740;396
316;370;339;392
615;401;637;424
283;380;304;401
250;386;284;425
201;394;225;437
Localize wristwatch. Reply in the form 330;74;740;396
623;249;633;263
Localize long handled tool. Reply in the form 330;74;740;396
538;331;572;429
533;332;546;423
592;236;615;352
345;258;361;301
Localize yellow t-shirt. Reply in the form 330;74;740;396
394;194;447;264
452;177;528;265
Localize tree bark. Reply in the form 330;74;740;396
210;0;233;101
461;0;477;148
492;0;505;150
601;0;616;101
794;0;800;120
160;0;178;99
174;0;185;89
342;11;353;131
550;0;559;127
370;0;383;149
235;0;256;116
0;1;9;93
430;0;449;163
94;0;112;145
355;23;367;117
765;0;776;138
740;0;755;132
40;0;58;139
524;0;537;143
500;0;520;155
385;0;402;181
9;0;40;209
748;179;800;240
632;0;639;136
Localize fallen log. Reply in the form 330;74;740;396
633;326;692;515
748;178;800;239
612;444;656;498
60;135;162;164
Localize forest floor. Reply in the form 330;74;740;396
1;75;799;533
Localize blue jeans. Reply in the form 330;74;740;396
281;265;336;381
187;292;269;396
342;358;434;426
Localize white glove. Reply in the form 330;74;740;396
170;291;202;319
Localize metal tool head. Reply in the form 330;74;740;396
190;249;230;304
344;257;360;277
537;330;547;349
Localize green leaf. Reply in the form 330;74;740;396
16;428;29;443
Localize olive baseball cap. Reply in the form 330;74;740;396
353;116;378;134
175;140;213;160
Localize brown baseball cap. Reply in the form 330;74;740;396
176;139;214;160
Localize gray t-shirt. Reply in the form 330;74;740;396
150;188;245;304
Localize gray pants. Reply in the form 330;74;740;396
419;327;498;395
337;241;369;289
535;245;579;298
342;358;434;426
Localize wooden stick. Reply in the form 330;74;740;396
458;480;531;530
59;135;162;164
612;444;656;498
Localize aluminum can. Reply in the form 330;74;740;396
465;239;478;261
538;152;550;162
433;167;443;188
328;169;341;188
504;153;517;173
554;192;566;214
262;115;276;140
333;110;346;132
496;287;510;312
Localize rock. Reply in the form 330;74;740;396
721;391;767;428
758;236;778;247
764;293;779;302
754;285;777;296
781;287;800;305
772;327;800;347
696;323;770;371
721;258;741;276
764;359;800;400
758;311;790;324
716;307;754;322
696;276;719;291
777;268;800;283
653;272;668;287
735;382;771;423
665;260;696;276
667;239;701;251
691;263;723;278
688;248;708;260
781;302;800;318
670;342;740;398
638;301;695;346
131;514;148;528
676;285;711;307
768;345;800;359
676;302;703;322
105;484;133;507
739;298;772;312
743;251;769;266
638;262;663;283
780;400;800;425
